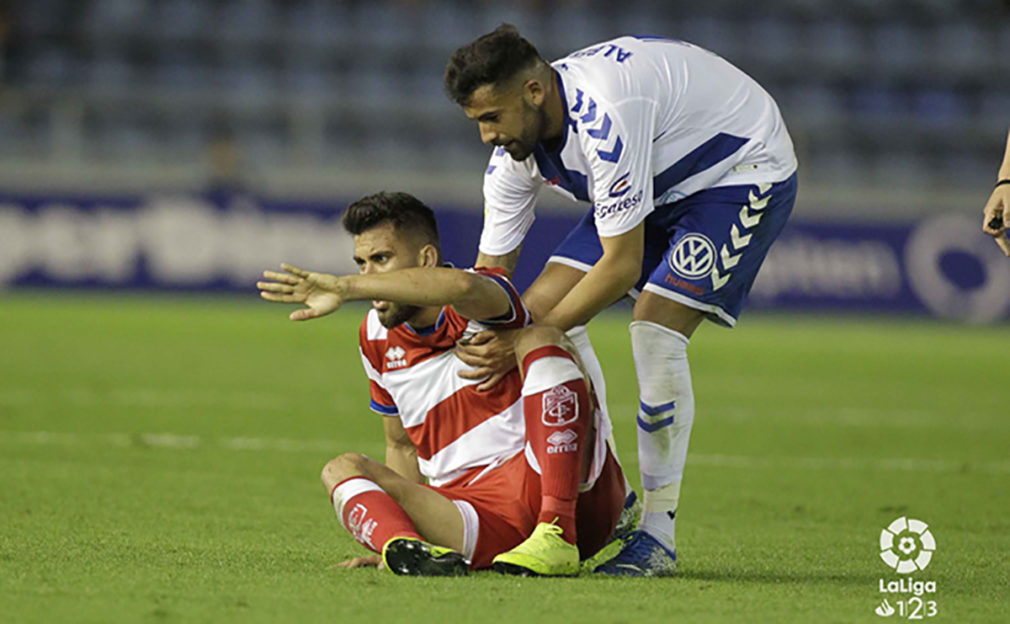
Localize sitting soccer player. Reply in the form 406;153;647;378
257;191;625;576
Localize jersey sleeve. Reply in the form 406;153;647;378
465;266;532;329
582;96;657;238
358;321;398;416
479;146;543;256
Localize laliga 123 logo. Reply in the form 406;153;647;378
879;517;935;573
874;517;939;619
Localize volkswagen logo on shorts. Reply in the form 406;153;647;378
669;234;717;279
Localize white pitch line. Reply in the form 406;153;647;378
2;430;1007;475
0;388;294;411
609;404;1009;432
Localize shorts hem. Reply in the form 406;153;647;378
547;255;593;273
641;283;737;327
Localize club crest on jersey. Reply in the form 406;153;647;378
546;429;578;454
542;385;579;427
669;233;717;279
608;172;631;197
385;345;408;369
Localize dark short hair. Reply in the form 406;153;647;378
341;192;441;253
444;24;544;106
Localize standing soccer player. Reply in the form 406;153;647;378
445;25;798;576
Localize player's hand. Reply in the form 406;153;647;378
257;263;346;321
982;185;1010;257
332;555;384;569
455;329;518;391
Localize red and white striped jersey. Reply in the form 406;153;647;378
358;267;531;487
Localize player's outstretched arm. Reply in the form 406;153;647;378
258;263;513;321
982;129;1010;257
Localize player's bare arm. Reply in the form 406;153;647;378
981;129;1010;257
258;263;512;322
476;246;522;278
538;223;644;331
457;228;643;387
383;416;424;484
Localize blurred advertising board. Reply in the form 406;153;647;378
1;192;1007;322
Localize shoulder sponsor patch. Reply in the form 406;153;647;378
594;189;643;219
608;173;631;197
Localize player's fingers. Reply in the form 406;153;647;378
256;281;294;294
995;234;1010;257
332;556;381;568
476;371;509;392
260;291;301;303
262;270;300;285
281;263;310;278
467;330;497;345
454;346;490;367
982;194;1005;235
289;307;321;321
457;366;492;381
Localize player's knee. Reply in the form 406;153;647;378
320;452;368;489
514;324;569;360
632;292;705;337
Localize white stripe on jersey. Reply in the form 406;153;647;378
359;348;382;384
365;311;388;341
359;307;527;487
418;405;525;487
382;350;478;429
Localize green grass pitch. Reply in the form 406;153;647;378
1;293;1007;623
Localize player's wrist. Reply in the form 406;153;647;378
335;275;357;301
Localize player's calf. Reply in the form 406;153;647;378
322;454;469;576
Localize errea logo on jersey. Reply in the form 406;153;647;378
546;429;578;454
385;346;408;369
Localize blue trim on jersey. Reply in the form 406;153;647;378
533;148;590;201
530;72;590;201
640;399;677;416
631;35;686;44
638;414;675;432
404;309;446;336
370;399;398;415
653;133;749;201
477;272;522;326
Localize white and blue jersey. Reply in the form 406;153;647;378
479;35;799;326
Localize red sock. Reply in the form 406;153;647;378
521;346;591;545
330;477;421;554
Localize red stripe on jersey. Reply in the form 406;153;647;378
405;370;523;460
360;308;471;375
369;380;396;412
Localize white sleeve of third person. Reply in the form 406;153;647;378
584;96;657;238
479;147;543;256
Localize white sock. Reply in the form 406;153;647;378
630;320;694;551
566;325;633;496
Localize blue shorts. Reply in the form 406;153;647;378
549;173;797;327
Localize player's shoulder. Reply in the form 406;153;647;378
485;144;540;180
555;36;653;84
359;309;389;360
